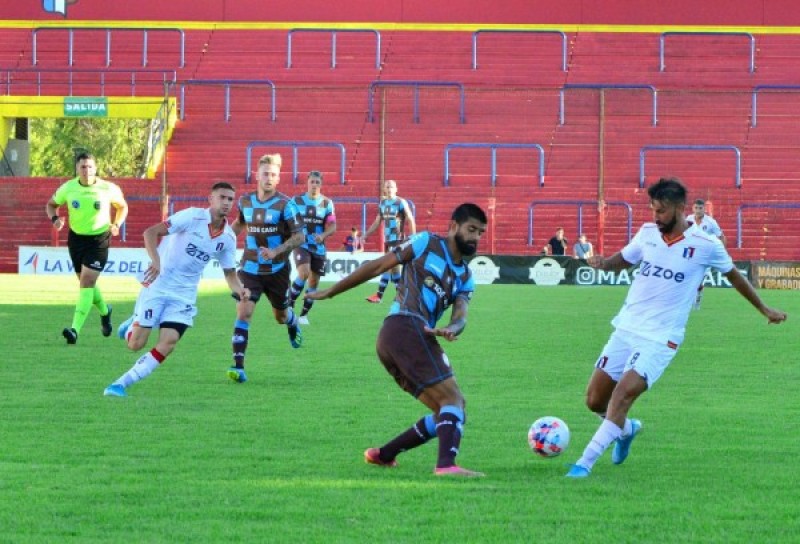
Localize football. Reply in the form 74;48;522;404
528;416;570;457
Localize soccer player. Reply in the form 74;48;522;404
227;153;305;384
687;198;726;309
46;151;128;345
104;182;247;397
307;203;488;477
565;177;787;478
362;179;416;303
286;170;337;325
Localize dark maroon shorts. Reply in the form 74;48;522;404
238;267;291;310
376;315;453;397
292;247;327;276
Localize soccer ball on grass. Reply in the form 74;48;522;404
528;416;570;457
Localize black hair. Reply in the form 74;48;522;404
451;202;488;224
694;198;705;206
647;177;687;205
212;181;235;192
74;151;96;164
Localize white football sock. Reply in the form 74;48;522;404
115;351;161;388
576;419;623;470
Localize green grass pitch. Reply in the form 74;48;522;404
0;274;797;543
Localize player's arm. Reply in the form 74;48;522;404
718;232;727;247
724;267;787;324
306;250;404;301
141;221;169;283
223;267;250;301
317;215;337;244
363;212;381;239
46;197;65;231
110;191;129;235
231;208;246;237
425;295;469;342
587;252;633;272
401;199;417;235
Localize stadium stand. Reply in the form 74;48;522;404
3;27;800;271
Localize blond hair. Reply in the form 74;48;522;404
258;153;282;168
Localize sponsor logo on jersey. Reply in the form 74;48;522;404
639;260;685;283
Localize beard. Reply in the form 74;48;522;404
455;232;478;256
656;213;677;234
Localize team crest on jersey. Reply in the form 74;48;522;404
683;247;696;259
71;200;80;208
94;201;101;210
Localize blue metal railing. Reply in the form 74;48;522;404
444;143;545;187
639;145;742;188
472;29;568;71
737;203;800;249
660;31;755;73
528;200;633;247
750;85;800;127
368;80;466;124
120;196;161;242
32;27;185;68
179;79;276;122
1;67;177;97
245;141;346;185
559;84;658;126
287;28;381;69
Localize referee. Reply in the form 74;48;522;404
46;152;128;344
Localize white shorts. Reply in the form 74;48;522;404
593;330;678;389
133;286;198;329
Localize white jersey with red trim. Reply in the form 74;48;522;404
146;207;238;302
612;223;733;345
687;213;723;238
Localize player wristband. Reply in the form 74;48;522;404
50;215;59;224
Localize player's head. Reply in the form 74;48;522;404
209;182;236;217
450;203;488;257
383;179;398;199
307;170;323;195
556;227;565;238
648;177;688;234
693;198;706;217
256;153;281;193
74;151;97;180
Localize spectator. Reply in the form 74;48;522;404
573;233;594;260
543;227;568;256
344;227;364;253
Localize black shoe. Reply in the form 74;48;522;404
101;305;113;337
63;328;78;344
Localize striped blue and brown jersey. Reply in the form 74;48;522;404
238;191;303;275
388;232;474;328
292;193;336;256
379;198;410;244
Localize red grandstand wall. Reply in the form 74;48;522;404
9;0;800;26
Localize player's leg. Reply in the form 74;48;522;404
367;250;392;303
299;256;325;324
104;325;183;397
268;268;302;348
568;335;672;477
288;251;310;308
365;319;438;467
83;232;113;337
229;271;260;382
567;332;633;477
